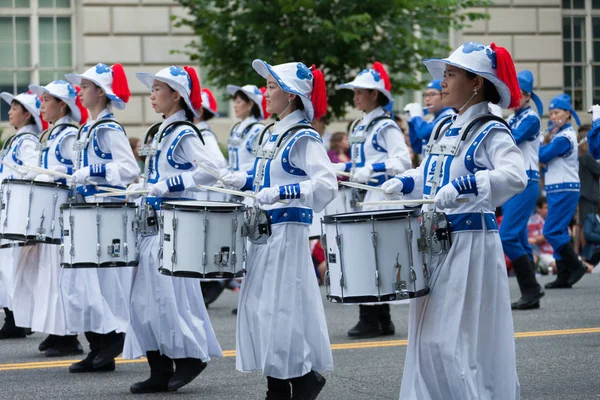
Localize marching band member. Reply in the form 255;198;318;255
223;60;336;399
587;105;600;159
123;66;222;393
500;70;545;309
541;94;587;289
225;84;267;174
0;91;45;339
382;42;525;399
333;62;411;339
405;80;455;156
60;63;138;371
11;82;85;356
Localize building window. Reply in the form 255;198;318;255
562;0;600;111
0;0;73;122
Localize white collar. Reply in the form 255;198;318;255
273;110;306;134
85;108;113;126
359;106;386;127
159;110;187;132
16;124;39;135
238;116;259;132
54;115;76;126
196;121;210;131
452;102;490;127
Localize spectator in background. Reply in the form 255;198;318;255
582;203;600;267
528;197;556;274
129;137;144;172
327;131;350;164
577;124;600;254
312;117;332;150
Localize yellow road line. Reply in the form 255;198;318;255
1;326;599;372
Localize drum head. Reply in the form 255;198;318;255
163;200;244;212
60;202;137;210
322;209;418;224
1;178;69;190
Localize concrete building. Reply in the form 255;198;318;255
0;0;598;141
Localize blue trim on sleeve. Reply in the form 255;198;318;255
279;183;301;200
89;164;106;177
397;176;414;194
166;175;185;192
451;175;478;196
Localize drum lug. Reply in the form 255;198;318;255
122;212;129;257
375;269;380;287
3;188;10;229
69;215;75;257
96;214;101;258
36;209;46;240
171;216;178;265
394;257;408;300
50;192;59;238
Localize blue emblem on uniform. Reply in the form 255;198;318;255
95;63;111;74
296;63;312;80
462;42;485;54
486;48;497;69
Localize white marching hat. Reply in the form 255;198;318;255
336;62;393;103
29;80;82;123
200;88;219;117
137;66;201;118
226;84;264;119
65;63;130;110
0;91;44;132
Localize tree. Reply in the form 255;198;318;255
174;0;491;119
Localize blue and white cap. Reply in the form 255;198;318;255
0;91;44;132
29;80;81;122
426;79;443;92
517;70;543;116
424;42;512;109
252;60;316;121
136;66;199;118
226;84;264;119
549;93;581;126
65;63;127;110
336;67;393;103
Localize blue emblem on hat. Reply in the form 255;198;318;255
296;63;313;80
253;87;261;95
358;69;381;82
169;66;191;89
462;42;485;54
95;63;111;74
35;96;41;108
486;48;497;69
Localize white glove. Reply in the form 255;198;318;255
149;181;168;197
352;167;372;184
256;186;280;206
592;105;600;121
381;178;404;199
332;162;347;172
50;165;69;174
404;103;424;120
34;174;54;183
22;171;38;180
434;183;460;210
71;167;90;184
125;182;146;199
222;172;247;190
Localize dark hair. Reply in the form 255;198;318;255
178;97;195;122
292;96;304;111
11;100;35;126
536;196;547;209
202;108;215;122
235;91;262;119
329;131;348;153
465;71;501;104
367;89;390;106
579;124;591;139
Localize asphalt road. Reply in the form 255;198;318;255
0;273;599;400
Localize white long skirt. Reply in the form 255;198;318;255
399;231;520;400
0;246;18;309
60;264;134;334
12;244;69;335
123;235;222;361
236;223;334;379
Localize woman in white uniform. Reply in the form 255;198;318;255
223;60;336;400
0;91;45;339
12;81;85;356
333;62;411;339
123;66;222;394
226;84;267;174
382;41;526;400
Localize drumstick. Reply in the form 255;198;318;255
199;185;257;199
96;186;126;192
335;171;379;184
92;189;150;198
340;181;386;193
358;198;470;207
192;160;227;185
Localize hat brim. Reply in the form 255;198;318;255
0;92;43;132
28;85;81;125
136;73;197;118
423;58;511;109
336;82;394;103
252;59;314;121
226;84;264;119
65;73;126;111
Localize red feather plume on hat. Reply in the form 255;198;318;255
183;66;202;111
110;63;130;104
490;43;521;109
259;86;271;119
201;88;218;113
310;65;327;120
74;86;88;125
372;61;391;91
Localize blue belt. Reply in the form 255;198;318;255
544;182;580;193
267;207;313;225
77;184;126;199
447;212;498;233
145;196;194;210
526;169;540;182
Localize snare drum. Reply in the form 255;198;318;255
0;179;69;244
308;187;355;239
159;200;246;279
322;209;429;303
60;202;138;268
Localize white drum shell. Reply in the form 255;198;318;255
309;187;354;239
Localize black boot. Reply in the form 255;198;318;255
45;335;84;357
545;259;571;289
39;334;60;352
0;309;27;339
92;331;124;368
347;305;382;339
168;357;207;391
377;304;395;335
69;332;115;373
511;254;544;310
266;376;292;400
290;371;326;400
560;243;588;286
130;351;173;394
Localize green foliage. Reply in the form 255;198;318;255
175;0;491;119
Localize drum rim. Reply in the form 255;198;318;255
1;178;69;190
60;202;138;209
163;200;245;211
158;267;243;279
61;260;139;268
322;209;419;223
327;286;430;303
